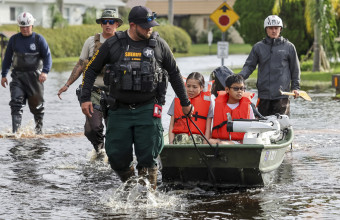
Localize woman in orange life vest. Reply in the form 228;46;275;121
209;74;255;144
168;72;214;144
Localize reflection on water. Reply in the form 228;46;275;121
1;58;340;219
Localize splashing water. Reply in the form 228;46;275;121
103;177;186;213
0;120;37;138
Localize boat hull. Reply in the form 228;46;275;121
160;128;293;186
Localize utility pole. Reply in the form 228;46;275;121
168;0;174;25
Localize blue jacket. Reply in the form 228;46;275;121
239;36;300;100
1;32;52;77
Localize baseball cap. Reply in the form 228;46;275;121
128;6;159;29
96;9;123;27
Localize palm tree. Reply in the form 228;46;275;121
49;1;67;29
273;0;338;72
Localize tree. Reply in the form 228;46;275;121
276;0;312;58
49;3;68;29
273;0;338;72
82;7;97;24
234;0;311;58
233;0;275;46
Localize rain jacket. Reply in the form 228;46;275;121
239;36;300;100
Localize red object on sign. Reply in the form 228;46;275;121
219;15;230;26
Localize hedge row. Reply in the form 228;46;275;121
0;24;191;58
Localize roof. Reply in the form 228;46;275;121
0;31;17;39
127;0;236;15
2;0;125;6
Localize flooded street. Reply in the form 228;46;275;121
1;55;340;219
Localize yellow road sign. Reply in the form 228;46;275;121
210;2;239;32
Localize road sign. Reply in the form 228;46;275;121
208;31;213;46
217;41;228;58
210;2;239;32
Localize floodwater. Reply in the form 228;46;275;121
1;55;340;219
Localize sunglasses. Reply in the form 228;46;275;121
146;12;157;22
102;20;115;25
230;86;246;91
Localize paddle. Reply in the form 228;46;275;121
280;90;312;101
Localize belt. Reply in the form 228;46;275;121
118;99;154;110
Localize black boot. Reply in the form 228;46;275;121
12;114;22;133
34;114;44;134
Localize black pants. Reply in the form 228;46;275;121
84;108;105;150
9;71;44;116
257;98;290;116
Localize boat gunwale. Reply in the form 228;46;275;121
163;128;294;150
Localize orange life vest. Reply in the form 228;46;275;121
172;91;211;135
211;91;254;140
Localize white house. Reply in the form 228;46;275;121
126;0;243;43
0;0;126;28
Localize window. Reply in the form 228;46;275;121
203;17;208;29
10;7;23;21
63;7;70;23
10;7;16;21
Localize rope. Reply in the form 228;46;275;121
185;115;217;185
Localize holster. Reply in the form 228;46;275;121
76;85;82;105
100;91;117;119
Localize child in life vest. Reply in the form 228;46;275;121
209;74;255;144
168;72;214;144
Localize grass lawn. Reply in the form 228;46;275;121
3;42;338;91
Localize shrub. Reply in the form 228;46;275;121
300;60;313;71
0;24;191;58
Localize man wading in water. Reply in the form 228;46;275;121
1;12;52;134
80;6;193;189
57;9;122;156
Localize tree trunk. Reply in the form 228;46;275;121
320;45;330;71
57;0;64;16
313;23;321;72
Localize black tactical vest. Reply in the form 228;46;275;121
105;31;168;104
107;32;160;93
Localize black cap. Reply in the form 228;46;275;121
128;6;159;29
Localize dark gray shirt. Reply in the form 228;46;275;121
239;36;300;100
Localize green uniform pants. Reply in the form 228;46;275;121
105;103;164;171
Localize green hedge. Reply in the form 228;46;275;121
0;24;191;58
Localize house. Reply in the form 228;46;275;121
126;0;243;43
0;0;126;28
